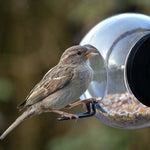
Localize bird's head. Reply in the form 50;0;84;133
59;45;99;65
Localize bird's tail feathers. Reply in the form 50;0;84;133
0;108;36;140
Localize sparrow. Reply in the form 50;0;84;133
0;44;99;140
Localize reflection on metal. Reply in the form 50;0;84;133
80;13;150;129
106;28;150;64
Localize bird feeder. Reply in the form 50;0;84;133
80;13;150;129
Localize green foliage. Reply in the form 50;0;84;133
0;78;13;102
47;119;137;150
47;119;150;150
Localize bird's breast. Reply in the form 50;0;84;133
71;64;93;96
40;64;93;110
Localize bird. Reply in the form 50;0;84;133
0;44;99;140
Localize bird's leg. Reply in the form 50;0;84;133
65;98;98;110
58;100;97;121
50;110;79;120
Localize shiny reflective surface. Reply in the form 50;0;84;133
80;13;150;129
126;34;150;106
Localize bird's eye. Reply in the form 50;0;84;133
77;51;82;55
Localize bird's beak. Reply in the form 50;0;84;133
84;45;99;59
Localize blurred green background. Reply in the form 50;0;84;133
0;0;150;150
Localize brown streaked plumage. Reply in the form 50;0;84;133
0;45;99;140
18;66;73;110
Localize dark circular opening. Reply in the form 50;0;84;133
127;34;150;106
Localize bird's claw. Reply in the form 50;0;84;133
61;112;79;120
57;100;97;121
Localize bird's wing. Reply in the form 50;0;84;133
17;65;73;109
